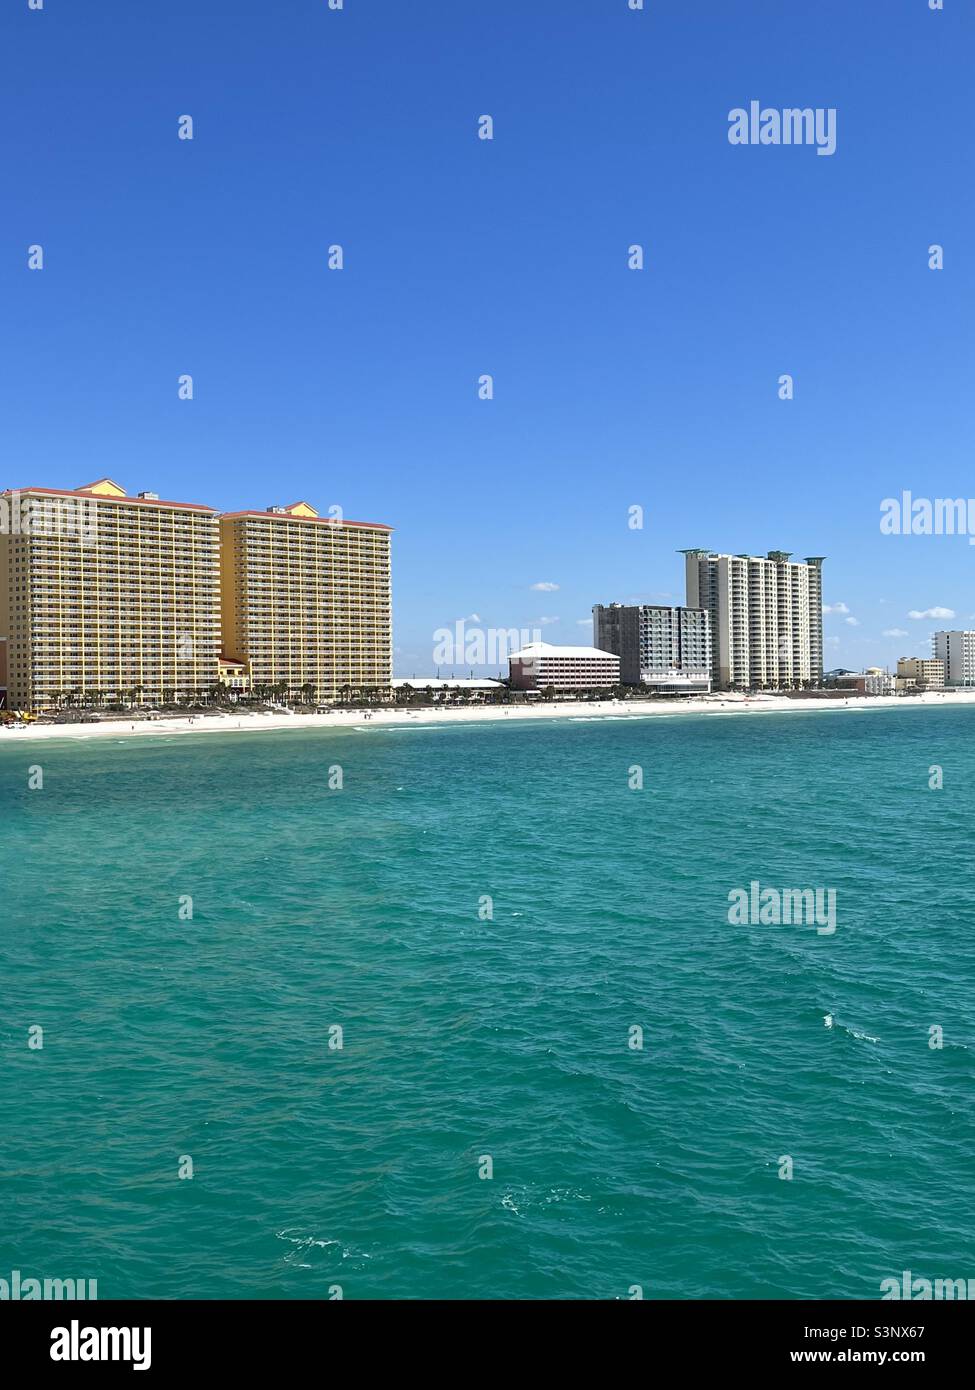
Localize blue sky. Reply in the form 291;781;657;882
2;0;972;675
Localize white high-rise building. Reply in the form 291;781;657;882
933;631;975;688
681;549;825;691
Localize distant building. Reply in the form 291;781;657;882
218;657;251;695
681;549;824;690
863;668;894;696
391;678;502;701
896;657;945;692
592;603;711;692
508;642;620;693
933;631;975;688
828;667;893;696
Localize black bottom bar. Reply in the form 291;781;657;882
2;1298;971;1374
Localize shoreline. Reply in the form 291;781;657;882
3;690;974;743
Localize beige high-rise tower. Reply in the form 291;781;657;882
681;549;824;691
0;478;220;711
219;502;392;700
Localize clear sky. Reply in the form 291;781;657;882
2;0;972;675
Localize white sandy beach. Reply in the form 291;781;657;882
5;689;975;742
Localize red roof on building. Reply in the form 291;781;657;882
220;510;392;531
4;486;216;514
3;488;392;529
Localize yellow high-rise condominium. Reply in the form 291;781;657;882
0;478;220;710
219;501;392;701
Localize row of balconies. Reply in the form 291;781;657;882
241;595;389;604
28;529;216;543
30;564;381;580
32;645;220;654
240;559;390;567
30;573;219;583
241;615;390;624
31;670;217;678
27;553;216;567
244;647;390;654
239;585;389;595
242;574;390;583
244;637;391;647
31;548;218;558
241;612;391;621
240;556;390;564
73;579;220;588
29;584;221;592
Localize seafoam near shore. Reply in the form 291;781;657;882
5;689;975;742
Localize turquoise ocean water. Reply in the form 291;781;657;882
2;706;974;1300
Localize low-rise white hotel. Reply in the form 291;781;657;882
508;641;620;693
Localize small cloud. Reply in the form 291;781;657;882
530;582;559;592
822;602;850;615
882;628;908;638
576;618;592;626
825;636;841;647
537;615;559;626
844;617;860;626
907;607;955;620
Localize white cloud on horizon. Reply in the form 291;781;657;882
530;581;559;592
823;602;850;614
907;607;955;620
882;628;909;638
